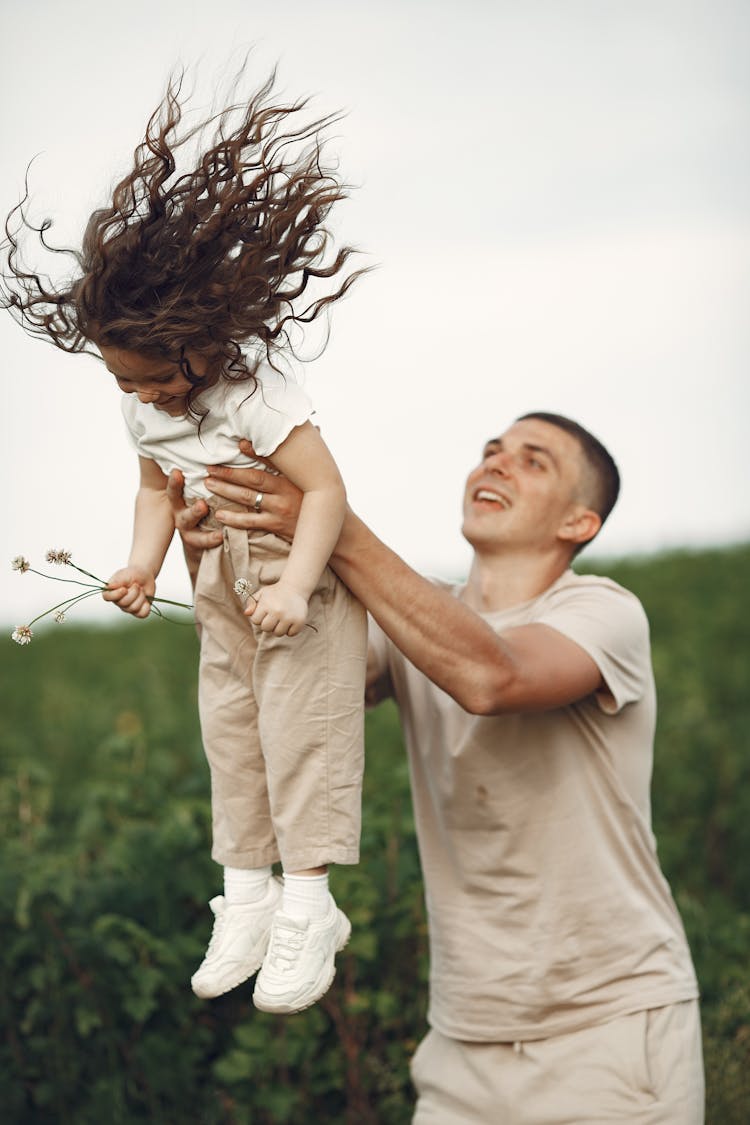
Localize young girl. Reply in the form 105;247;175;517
2;67;367;1015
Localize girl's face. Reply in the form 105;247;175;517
99;344;205;415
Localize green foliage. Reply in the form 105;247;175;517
1;543;748;1122
579;544;750;1121
0;621;424;1123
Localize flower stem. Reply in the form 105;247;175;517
148;594;193;610
29;568;103;591
27;589;103;628
68;562;107;584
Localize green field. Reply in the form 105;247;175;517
1;544;748;1123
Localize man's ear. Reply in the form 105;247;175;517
557;505;601;548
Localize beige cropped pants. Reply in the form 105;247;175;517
193;520;367;872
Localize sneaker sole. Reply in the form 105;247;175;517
252;910;351;1015
191;929;272;1000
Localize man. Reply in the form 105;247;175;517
169;412;704;1124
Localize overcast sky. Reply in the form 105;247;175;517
2;0;748;629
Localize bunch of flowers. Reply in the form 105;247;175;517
10;551;192;645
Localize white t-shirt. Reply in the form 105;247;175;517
121;365;314;499
369;569;699;1041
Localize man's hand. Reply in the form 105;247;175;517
205;440;303;541
166;451;304;551
165;468;222;589
246;581;309;636
103;565;156;619
166;470;224;550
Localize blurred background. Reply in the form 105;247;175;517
1;0;748;626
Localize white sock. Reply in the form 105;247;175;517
223;865;272;905
282;872;329;920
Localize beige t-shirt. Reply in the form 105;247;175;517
370;569;698;1041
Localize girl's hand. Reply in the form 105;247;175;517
103;566;156;619
245;581;309;636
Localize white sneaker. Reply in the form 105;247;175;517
191;877;282;999
252;894;351;1014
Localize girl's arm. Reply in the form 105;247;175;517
246;421;346;636
103;456;176;619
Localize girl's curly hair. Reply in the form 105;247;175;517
1;65;364;415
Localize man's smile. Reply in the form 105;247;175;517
472;487;512;509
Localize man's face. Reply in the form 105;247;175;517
461;418;591;554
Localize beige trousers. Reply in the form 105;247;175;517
411;1001;704;1124
193;522;367;872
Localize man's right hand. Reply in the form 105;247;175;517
166;469;224;551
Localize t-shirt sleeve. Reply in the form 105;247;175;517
534;579;653;714
120;395;146;454
231;368;315;457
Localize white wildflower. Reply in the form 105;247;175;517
46;549;73;565
234;578;252;598
12;625;33;645
11;556;30;573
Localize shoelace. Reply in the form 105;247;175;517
267;923;306;971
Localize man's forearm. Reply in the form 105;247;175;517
330;509;515;713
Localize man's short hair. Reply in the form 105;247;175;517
516;412;621;537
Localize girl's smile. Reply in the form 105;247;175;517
98;344;201;414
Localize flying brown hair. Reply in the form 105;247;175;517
1;64;364;415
